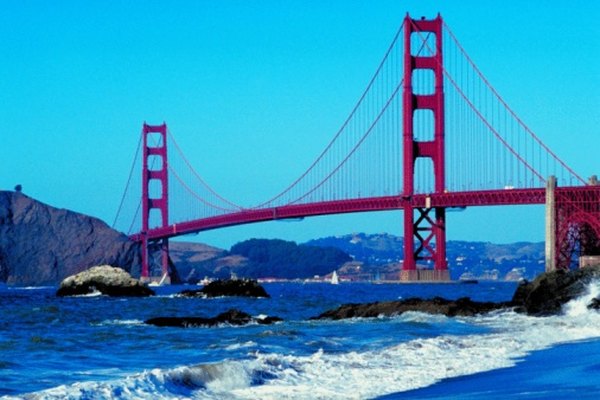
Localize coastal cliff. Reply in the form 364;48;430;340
0;191;142;286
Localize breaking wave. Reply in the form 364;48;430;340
11;283;600;400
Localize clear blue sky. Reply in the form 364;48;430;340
1;1;598;250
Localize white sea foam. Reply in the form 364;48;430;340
563;280;600;317
11;282;600;400
13;286;54;290
96;319;144;327
395;310;455;324
72;290;104;298
225;341;258;351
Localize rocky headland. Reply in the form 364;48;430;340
0;191;143;286
56;265;154;297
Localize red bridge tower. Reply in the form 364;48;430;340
401;14;448;280
141;122;170;282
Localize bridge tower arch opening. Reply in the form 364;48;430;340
141;122;170;282
546;175;600;271
401;14;448;280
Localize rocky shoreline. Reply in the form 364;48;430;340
511;264;600;315
56;263;600;328
311;297;510;320
313;265;600;320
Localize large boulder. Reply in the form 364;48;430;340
145;309;282;328
511;265;600;315
312;296;509;320
179;279;270;298
56;265;155;297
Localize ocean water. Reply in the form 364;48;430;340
1;281;599;399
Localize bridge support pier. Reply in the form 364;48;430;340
401;205;448;280
545;175;557;272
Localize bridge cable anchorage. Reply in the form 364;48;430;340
251;19;407;209
410;19;545;185
167;129;244;210
442;21;585;185
113;129;143;228
287;78;404;205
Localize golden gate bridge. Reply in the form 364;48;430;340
113;14;600;281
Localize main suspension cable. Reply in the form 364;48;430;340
113;129;143;229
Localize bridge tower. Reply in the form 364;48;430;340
401;14;448;280
141;122;170;282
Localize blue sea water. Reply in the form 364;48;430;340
1;281;599;399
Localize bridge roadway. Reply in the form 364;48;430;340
133;187;583;241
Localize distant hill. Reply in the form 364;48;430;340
306;233;404;265
170;238;351;282
230;239;351;279
306;233;545;280
172;233;544;282
169;241;228;281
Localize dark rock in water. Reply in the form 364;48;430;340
588;297;600;310
145;309;282;328
314;266;600;320
311;296;509;320
511;265;600;315
56;265;155;297
0;191;143;285
179;279;270;298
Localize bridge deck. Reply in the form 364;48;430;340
132;187;565;241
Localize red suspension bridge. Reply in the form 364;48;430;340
113;14;600;281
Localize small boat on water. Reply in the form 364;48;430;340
331;271;339;285
458;271;478;284
198;276;214;286
148;272;169;287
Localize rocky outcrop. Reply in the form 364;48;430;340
0;191;143;285
311;296;509;320
145;309;282;328
588;298;600;310
56;265;154;297
179;279;270;298
511;265;600;315
313;266;600;320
